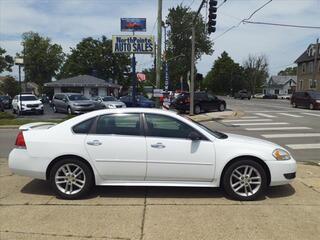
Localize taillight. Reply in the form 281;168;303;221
15;131;26;148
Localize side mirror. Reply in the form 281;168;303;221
188;131;202;141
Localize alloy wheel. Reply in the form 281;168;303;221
54;163;86;195
219;104;225;111
310;103;314;110
230;165;262;197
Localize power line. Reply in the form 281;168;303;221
213;0;273;40
243;20;320;29
217;0;227;9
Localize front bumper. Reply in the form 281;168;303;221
266;158;297;186
21;106;43;113
9;148;48;180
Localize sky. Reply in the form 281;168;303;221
0;0;319;80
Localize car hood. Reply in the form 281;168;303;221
225;133;279;148
21;100;42;105
103;101;125;105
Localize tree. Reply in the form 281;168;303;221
0;47;14;73
0;76;19;97
243;54;269;94
165;5;213;90
278;66;297;76
59;36;131;88
204;51;245;95
21;32;64;92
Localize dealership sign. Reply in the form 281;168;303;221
121;18;146;32
112;35;154;54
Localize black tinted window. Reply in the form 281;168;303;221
20;96;37;101
96;114;141;136
73;118;95;134
68;95;88;101
145;114;195;139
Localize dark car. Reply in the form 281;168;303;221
0;95;12;109
263;94;278;99
119;95;155;108
291;91;320;110
234;90;251;100
0;98;4;112
171;91;226;114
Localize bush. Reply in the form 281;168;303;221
0;112;15;119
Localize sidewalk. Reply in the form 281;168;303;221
1;158;319;240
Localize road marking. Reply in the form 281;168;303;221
262;133;320;138
232;122;289;126
286;143;320;150
245;127;311;131
222;119;272;123
302;113;320;117
240;116;259;119
254;113;277;118
278;113;303;118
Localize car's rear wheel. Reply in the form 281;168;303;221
49;159;94;199
222;159;267;201
194;105;201;114
53;105;57;113
292;102;297;108
218;103;225;111
309;103;314;110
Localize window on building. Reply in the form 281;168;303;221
274;89;279;95
309;62;314;73
302;63;306;73
309;79;317;89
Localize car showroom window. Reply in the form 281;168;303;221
72;117;95;134
96;114;141;136
145;114;195;139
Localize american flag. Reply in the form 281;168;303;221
137;73;146;82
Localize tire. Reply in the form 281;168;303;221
53;105;57;113
194;105;201;115
49;158;94;200
222;159;267;201
12;107;16;114
67;106;72;115
309;103;314;110
40;110;44;115
292;102;297;108
218;103;225;112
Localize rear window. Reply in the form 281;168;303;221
72;118;95;134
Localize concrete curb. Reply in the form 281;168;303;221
0;125;20;129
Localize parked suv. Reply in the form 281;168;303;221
52;93;96;114
12;94;44;115
291;91;320;110
234;90;251;100
171;91;226;114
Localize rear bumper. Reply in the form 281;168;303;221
8;148;48;180
266;158;297;186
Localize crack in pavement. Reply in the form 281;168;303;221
0;230;131;240
139;188;148;240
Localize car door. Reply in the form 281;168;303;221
85;113;147;180
207;94;219;110
144;113;215;182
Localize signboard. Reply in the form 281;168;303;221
112;35;154;54
121;18;146;32
153;88;163;97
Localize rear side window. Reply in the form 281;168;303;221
72;118;95;134
96;114;141;136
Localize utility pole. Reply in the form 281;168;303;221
156;0;162;107
312;38;319;88
190;0;206;115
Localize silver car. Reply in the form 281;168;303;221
52;93;96;114
91;96;126;109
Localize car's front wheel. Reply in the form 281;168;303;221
222;159;267;201
67;106;72;115
194;105;201;114
49;159;94;199
218;103;225;111
309;103;314;110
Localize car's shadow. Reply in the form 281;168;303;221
21;179;296;201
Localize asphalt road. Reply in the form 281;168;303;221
202;97;320;163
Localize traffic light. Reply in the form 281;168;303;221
208;0;217;34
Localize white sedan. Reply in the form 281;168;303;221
9;108;296;200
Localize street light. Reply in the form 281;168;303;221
15;57;24;115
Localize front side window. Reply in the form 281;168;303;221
96;114;141;136
145;114;195;139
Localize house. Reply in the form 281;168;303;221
295;42;320;91
263;75;297;95
44;75;121;98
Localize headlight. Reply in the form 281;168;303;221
316;100;320;103
272;148;291;160
107;104;116;109
22;103;26;106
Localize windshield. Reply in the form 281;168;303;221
68;95;88;101
103;96;117;101
308;91;320;99
184;116;228;139
20;96;38;101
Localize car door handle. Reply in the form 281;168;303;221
87;140;102;146
151;143;166;149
